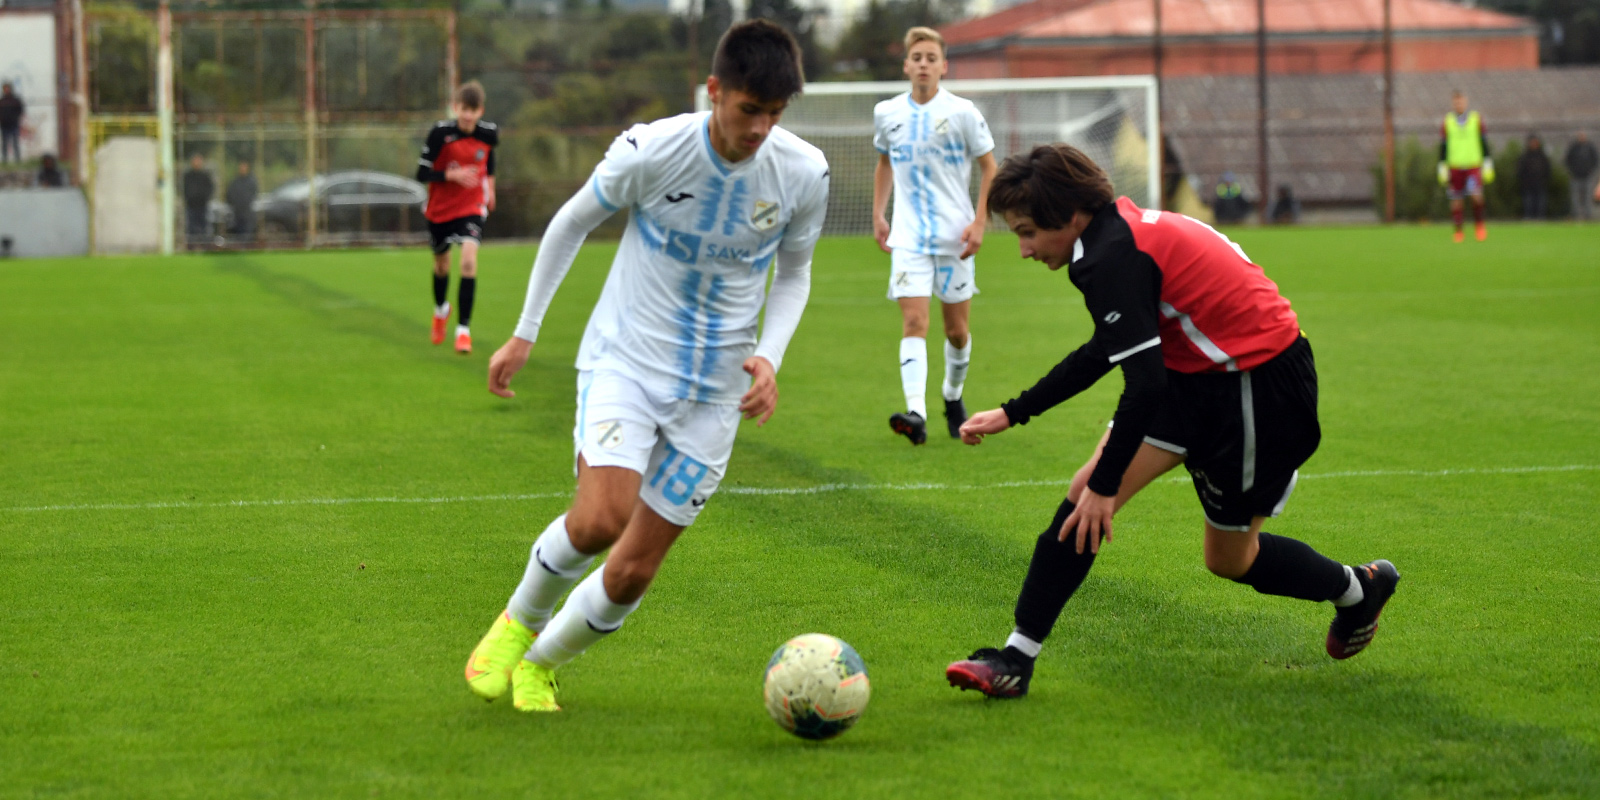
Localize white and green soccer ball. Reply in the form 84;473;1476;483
762;633;870;740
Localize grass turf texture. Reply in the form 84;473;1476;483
2;224;1598;798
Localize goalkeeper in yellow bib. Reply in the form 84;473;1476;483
1438;90;1494;243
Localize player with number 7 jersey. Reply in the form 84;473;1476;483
464;21;830;713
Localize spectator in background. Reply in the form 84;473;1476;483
36;153;64;187
227;161;258;242
1269;184;1300;224
1565;132;1597;221
0;83;23;164
1213;171;1250;224
182;154;214;242
1517;134;1550;220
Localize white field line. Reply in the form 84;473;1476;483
3;464;1596;515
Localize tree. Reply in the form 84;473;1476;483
831;0;966;80
1480;0;1600;64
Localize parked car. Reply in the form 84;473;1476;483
253;170;428;240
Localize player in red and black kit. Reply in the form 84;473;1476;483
418;80;498;354
944;145;1400;698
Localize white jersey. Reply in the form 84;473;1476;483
579;112;830;404
874;88;995;257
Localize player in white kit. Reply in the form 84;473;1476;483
873;27;997;444
463;21;830;713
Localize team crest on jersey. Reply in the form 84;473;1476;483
475;150;486;161
751;200;780;231
934;117;950;136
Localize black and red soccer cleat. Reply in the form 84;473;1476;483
1326;559;1400;660
889;411;928;445
946;647;1033;698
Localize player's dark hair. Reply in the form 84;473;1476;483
455;80;485;110
712;20;805;103
987;144;1115;230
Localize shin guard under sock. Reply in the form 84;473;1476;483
507;514;594;632
458;277;476;328
529;568;641;669
1012;496;1097;643
1232;531;1350;602
432;273;449;309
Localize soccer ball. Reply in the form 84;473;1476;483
762;633;870;740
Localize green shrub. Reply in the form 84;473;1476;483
1376;135;1572;221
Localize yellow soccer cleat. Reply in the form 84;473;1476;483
512;660;561;712
465;610;535;701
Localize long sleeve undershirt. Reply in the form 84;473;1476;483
998;206;1169;497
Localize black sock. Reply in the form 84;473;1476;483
458;277;476;328
432;273;448;308
1233;532;1348;602
1012;496;1097;643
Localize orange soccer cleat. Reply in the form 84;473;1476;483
455;330;472;355
431;302;451;346
1474;221;1487;241
1452;230;1465;244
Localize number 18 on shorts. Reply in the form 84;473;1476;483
573;369;739;526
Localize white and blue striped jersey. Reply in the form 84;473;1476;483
874;89;995;256
578;112;830;404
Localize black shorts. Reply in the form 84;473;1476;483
428;215;484;255
1138;336;1321;530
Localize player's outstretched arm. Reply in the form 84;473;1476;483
490;184;614;398
958;408;1010;444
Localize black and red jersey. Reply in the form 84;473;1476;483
1002;197;1302;496
417;120;498;223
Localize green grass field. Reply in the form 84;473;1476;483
3;224;1598;798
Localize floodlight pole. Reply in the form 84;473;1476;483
158;0;176;255
1256;0;1268;225
1382;0;1396;223
446;3;459;99
304;5;318;249
1153;0;1163;209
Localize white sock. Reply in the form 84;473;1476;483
1331;565;1364;607
899;336;928;417
434;301;450;318
1005;631;1042;658
456;324;470;336
528;567;641;669
507;514;594;632
942;336;971;401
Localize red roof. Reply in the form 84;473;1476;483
944;0;1534;44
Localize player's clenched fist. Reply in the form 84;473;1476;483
958;408;1011;445
488;337;533;398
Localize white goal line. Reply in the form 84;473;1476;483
4;464;1595;515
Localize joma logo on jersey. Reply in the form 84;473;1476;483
751;200;780;231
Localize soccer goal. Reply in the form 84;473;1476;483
698;76;1160;237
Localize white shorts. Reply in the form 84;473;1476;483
573;369;739;526
888;249;978;303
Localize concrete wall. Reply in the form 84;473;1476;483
0;187;89;258
93;137;161;254
0;12;60;162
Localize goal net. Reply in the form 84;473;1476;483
699;76;1160;237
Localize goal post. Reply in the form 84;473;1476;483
697;76;1161;237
